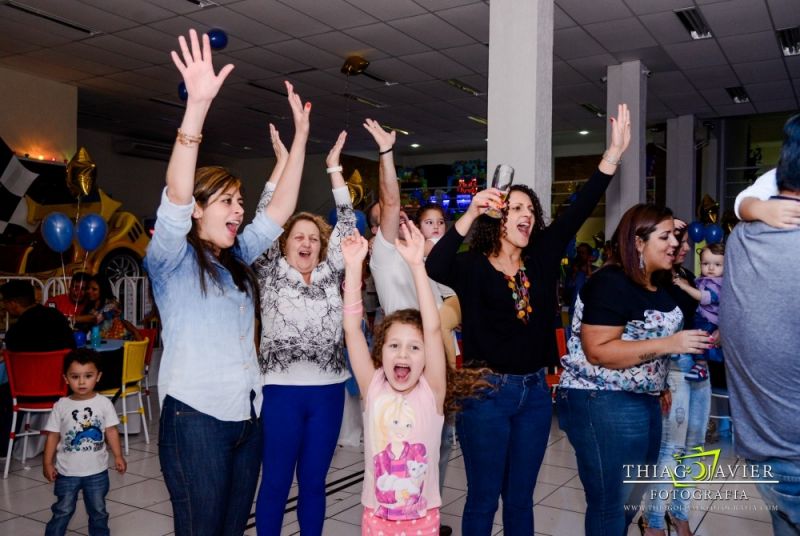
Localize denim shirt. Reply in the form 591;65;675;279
144;187;282;422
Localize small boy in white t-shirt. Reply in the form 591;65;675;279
43;349;127;536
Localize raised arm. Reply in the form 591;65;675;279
263;81;311;227
325;131;356;271
326;130;347;190
256;123;289;213
342;230;375;397
396;221;446;413
166;29;234;205
363;119;400;242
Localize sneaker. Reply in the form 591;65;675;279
685;364;709;382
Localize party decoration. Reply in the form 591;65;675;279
346;169;364;206
42;212;74;253
207;28;228;50
688;221;705;243
178;81;188;101
65;147;97;199
704;223;723;245
697;194;720;224
76;213;107;252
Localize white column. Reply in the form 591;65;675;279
487;0;554;220
605;60;647;237
665;114;696;223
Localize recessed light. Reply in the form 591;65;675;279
578;130;590;135
410;143;420;148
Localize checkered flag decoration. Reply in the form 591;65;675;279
0;138;39;235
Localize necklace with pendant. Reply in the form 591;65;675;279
505;261;532;324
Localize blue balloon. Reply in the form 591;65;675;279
704;223;723;245
688;221;705;243
77;214;108;252
41;212;74;253
207;28;228;50
178;81;188;101
328;208;367;236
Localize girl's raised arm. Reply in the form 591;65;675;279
396;221;446;413
166;29;234;205
342;230;374;397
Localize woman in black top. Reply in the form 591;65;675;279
425;105;631;536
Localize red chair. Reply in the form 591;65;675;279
3;348;71;479
138;327;157;419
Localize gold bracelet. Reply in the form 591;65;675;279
177;128;203;147
602;151;620;166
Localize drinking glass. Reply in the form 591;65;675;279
485;164;514;218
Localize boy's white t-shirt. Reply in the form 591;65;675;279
45;394;119;477
734;168;777;219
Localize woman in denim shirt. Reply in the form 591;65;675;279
144;30;310;536
557;205;712;536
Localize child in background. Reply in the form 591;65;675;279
673;243;725;381
43;349;127;536
341;222;447;535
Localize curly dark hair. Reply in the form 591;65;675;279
469;184;546;256
371;309;491;417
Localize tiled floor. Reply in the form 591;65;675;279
0;396;775;536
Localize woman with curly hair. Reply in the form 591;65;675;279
426;105;632;535
252;130;356;535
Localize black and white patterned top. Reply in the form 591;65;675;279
253;182;355;385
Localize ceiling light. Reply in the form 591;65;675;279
468;116;488;125
410;143;420;148
447;79;484;97
580;103;606;118
725;87;750;104
5;1;101;35
342;93;388;109
578;130;590;135
674;7;712;40
380;124;410;136
777;27;800;57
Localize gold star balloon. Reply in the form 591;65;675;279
66;147;97;198
347;169;364;206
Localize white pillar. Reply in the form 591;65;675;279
605;60;647;238
665;114;696;223
487;0;554;220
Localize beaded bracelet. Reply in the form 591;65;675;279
326;165;343;174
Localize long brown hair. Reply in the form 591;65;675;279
609;203;674;287
371;309;490;417
187;166;258;297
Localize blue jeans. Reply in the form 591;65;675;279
257;383;345;535
751;458;800;536
159;395;262;536
46;471;109;536
644;357;711;529
557;388;662;536
457;369;552;536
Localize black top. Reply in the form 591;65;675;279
580;265;680;326
5;304;76;352
664;267;698;329
426;169;613;374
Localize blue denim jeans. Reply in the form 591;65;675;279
46;471;109;536
644;357;711;529
557;388;662;536
751;458;800;536
159;395;262;536
457;369;552;536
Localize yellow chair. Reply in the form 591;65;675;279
99;339;150;455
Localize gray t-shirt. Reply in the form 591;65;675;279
720;218;800;461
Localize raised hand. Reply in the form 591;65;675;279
608;103;632;156
269;123;288;164
363;118;395;152
326;130;347;168
395;221;426;266
285;81;311;136
341;230;369;266
170;29;234;104
468;187;506;218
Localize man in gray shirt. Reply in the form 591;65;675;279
720;113;800;535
